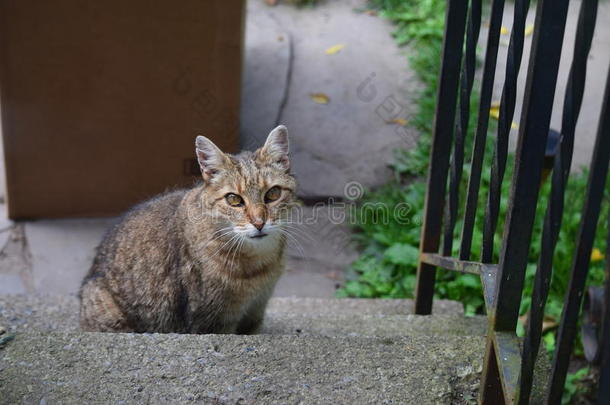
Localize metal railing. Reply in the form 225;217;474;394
414;0;610;403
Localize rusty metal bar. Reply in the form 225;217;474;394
442;0;482;256
480;339;507;405
480;265;497;314
420;252;497;275
547;63;610;404
480;0;531;264
414;0;468;315
517;1;599;403
459;0;505;261
481;0;571;399
492;0;569;333
494;331;522;402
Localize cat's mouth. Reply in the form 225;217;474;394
249;233;268;239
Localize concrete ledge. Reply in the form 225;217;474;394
267;297;464;316
261;313;486;337
0;332;486;404
0;295;465;335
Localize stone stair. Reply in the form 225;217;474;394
0;295;533;404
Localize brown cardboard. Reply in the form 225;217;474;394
0;0;244;219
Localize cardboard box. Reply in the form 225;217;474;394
0;0;244;219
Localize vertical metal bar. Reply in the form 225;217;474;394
459;0;505;261
547;64;610;404
597;215;610;405
442;0;482;256
491;0;570;332
480;0;531;264
480;339;507;404
517;1;599;403
414;0;468;315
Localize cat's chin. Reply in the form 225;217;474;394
243;232;282;255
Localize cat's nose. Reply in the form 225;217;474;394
252;219;265;231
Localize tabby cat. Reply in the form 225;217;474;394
79;125;296;334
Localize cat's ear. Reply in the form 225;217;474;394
195;135;230;183
259;125;290;172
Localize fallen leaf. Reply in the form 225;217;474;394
490;106;519;129
265;0;279;5
543;319;558;333
524;24;534;37
500;26;510;35
326;271;342;281
309;93;330;104
365;9;377;16
519;313;558;333
389;118;408;126
489;106;500;120
325;44;345;55
591;248;605;262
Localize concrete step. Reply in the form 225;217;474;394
0;331;486;404
266;296;464;316
0;295;480;338
262;313;485;337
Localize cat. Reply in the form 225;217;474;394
79;125;297;334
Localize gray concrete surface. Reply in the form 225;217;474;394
0;332;486;405
265;296;464;315
241;0;418;198
0;295;466;335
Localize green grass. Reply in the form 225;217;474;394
338;1;610;402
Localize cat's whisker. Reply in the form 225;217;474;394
202;227;239;250
232;236;246;270
226;234;245;270
277;223;314;242
207;233;240;262
210;226;234;238
278;229;307;258
276;220;316;237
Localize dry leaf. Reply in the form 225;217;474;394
326;270;342;281
543;319;558;333
365;9;377;16
310;93;330;104
490;106;519;129
591;248;605;262
500;26;510;35
489;106;500;120
524;24;534;37
325;44;345;55
265;0;279;6
389;118;408;126
519;313;558;333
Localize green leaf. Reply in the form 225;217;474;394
383;243;419;266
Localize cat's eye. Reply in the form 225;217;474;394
225;193;244;207
265;186;282;203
